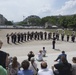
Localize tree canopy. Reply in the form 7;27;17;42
17;14;76;29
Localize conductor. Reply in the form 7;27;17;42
52;37;56;49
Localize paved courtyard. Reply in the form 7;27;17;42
0;29;76;68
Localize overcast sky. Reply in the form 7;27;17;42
0;0;76;22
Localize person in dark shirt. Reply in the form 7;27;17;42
0;40;9;69
67;34;70;42
6;33;10;44
27;51;35;61
52;56;72;75
52;37;56;49
54;51;67;63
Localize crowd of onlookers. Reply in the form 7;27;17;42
0;39;76;75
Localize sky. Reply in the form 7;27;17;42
0;0;76;22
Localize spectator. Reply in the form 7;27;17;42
52;56;72;75
37;50;43;61
27;51;35;61
72;57;76;75
8;56;20;75
17;60;34;75
42;47;46;57
8;56;13;66
54;51;67;63
29;57;38;75
0;40;9;69
0;65;8;75
38;61;54;75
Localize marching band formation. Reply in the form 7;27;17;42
6;30;76;44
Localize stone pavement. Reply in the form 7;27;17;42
2;39;76;69
17;50;76;69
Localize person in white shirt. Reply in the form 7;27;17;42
42;47;46;57
37;50;43;61
29;57;38;75
38;61;54;75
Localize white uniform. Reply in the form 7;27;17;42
38;68;54;75
37;52;43;61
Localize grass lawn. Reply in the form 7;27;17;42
45;29;76;36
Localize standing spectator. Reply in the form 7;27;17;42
27;51;35;61
0;40;9;69
17;60;34;75
0;65;8;75
72;57;76;75
38;61;54;75
8;56;20;75
37;50;43;61
54;51;67;63
42;47;46;57
52;56;72;75
29;57;38;75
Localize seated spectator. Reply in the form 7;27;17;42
27;51;35;61
38;61;54;75
8;56;13;66
54;51;67;63
0;40;9;69
0;65;8;75
52;56;72;75
17;60;34;75
72;57;76;75
29;57;38;75
8;56;20;75
37;50;43;61
42;47;46;57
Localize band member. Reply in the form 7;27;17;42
13;33;17;44
61;33;64;41
17;33;21;43
21;33;24;42
53;32;55;38
24;32;26;41
6;33;10;44
71;31;75;42
44;32;47;40
67;34;70;42
48;32;52;40
10;32;14;43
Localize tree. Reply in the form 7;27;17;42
5;21;13;25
